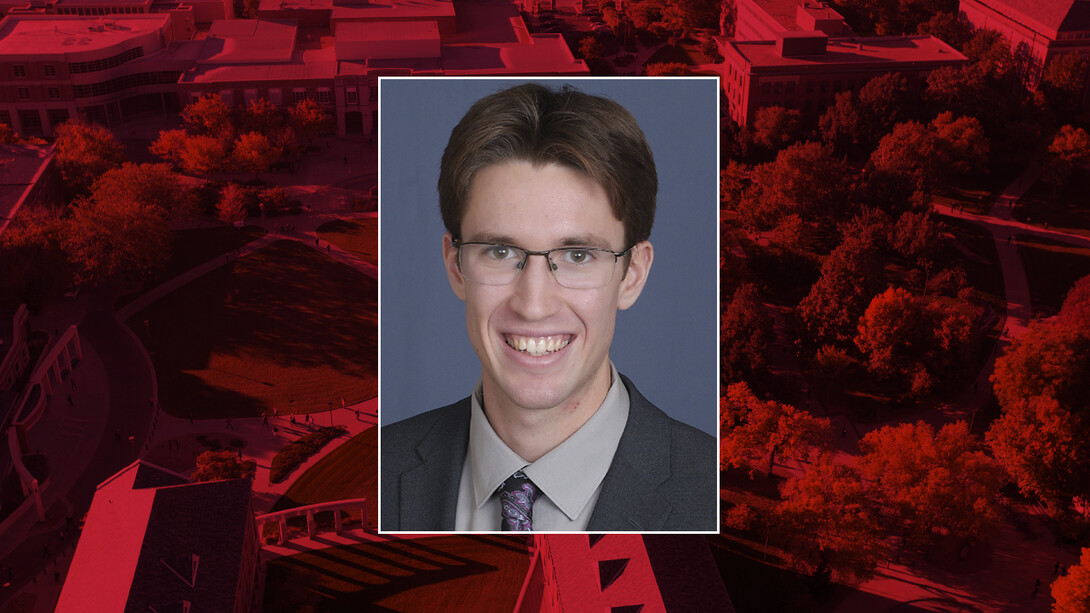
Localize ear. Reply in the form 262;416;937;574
617;240;652;310
443;233;467;301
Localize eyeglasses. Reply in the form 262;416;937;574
452;239;632;289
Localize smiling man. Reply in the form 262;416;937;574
380;83;716;532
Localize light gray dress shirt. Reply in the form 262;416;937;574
454;363;630;531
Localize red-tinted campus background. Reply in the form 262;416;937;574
2;0;1090;611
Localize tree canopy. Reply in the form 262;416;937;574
858;421;1004;547
1052;547;1090;613
775;459;884;582
720;381;831;477
54;119;125;197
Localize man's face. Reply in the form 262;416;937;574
443;160;652;418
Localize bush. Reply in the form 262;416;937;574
723;503;757;531
269;426;347;483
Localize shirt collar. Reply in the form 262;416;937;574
467;362;630;520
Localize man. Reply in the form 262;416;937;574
381;83;716;532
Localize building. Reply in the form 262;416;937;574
734;0;853;41
57;460;259;612
0;0;585;138
718;31;967;126
960;0;1090;99
0;304;29;392
179;1;587;138
515;534;734;612
0;14;189;136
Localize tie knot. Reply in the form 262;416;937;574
498;470;537;531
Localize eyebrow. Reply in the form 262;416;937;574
465;232;617;251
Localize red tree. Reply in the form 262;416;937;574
720;382;831;477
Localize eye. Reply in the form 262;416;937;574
560;249;597;265
482;244;515;260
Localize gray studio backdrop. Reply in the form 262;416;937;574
378;76;719;437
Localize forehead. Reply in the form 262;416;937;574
461;161;624;249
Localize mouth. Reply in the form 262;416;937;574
504;334;572;357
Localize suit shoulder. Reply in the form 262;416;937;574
383;398;470;445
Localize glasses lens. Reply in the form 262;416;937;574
550;248;615;289
460;243;524;285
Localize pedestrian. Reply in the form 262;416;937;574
54;571;60;584
273;407;279;419
237;449;242;461
343;155;348;165
66;394;73;405
290;415;297;426
226;417;233;430
315;237;319;247
327;244;330;252
273;426;279;436
263;413;268;426
1044;222;1049;230
354;408;360;421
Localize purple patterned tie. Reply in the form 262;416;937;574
498;471;537;531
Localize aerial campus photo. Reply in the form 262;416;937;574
1;0;1090;610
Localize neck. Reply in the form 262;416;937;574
481;364;613;463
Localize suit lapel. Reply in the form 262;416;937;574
588;376;674;531
399;399;470;531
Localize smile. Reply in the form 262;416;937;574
504;334;572;357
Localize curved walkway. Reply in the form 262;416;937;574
0;194;379;613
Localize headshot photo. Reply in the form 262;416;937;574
378;77;719;533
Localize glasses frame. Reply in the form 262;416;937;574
451;238;633;289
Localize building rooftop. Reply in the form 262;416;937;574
727;34;966;68
0;14;169;55
182;43;336;82
126;478;253;611
334;18;436;43
329;0;455;22
52;0;151;7
57;461;253;612
748;0;841;31
441;33;587;74
967;0;1090;37
200;19;297;63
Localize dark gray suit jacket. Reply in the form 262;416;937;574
380;375;718;531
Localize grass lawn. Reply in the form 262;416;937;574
316;218;377;266
263;536;530;612
1013;172;1090;237
116;225;266;308
1014;234;1090;316
130;239;376;418
272;426;377;527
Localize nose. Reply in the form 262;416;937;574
507;253;562;320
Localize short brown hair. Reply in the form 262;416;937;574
438;83;657;247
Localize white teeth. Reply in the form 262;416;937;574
506;335;570;357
